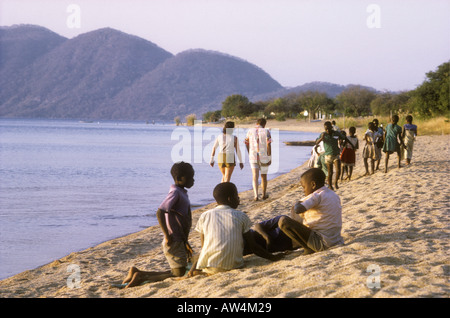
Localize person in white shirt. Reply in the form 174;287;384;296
210;121;243;183
245;118;272;201
278;168;344;255
189;182;282;276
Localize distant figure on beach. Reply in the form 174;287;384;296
340;127;358;181
277;168;344;255
402;115;418;165
312;140;328;177
243;215;301;254
382;115;404;173
331;120;341;132
188;182;282;277
315;121;354;190
121;162;195;288
210;121;244;182
362;122;381;176
245;118;272;201
372;118;384;170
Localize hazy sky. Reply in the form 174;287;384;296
1;0;449;91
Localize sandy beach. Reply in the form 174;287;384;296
0;121;448;298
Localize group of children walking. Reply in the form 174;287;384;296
312;115;418;190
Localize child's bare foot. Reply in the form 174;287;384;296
303;248;315;255
122;266;139;284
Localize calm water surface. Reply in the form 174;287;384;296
0;119;317;279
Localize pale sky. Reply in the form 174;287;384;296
1;0;449;92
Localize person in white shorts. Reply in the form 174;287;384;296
245;118;272;201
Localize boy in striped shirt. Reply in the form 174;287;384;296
189;182;282;276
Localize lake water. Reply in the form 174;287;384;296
0;118;317;279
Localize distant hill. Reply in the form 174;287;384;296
0;25;378;121
0;25;67;78
253;81;379;102
105;49;283;120
0;26;173;119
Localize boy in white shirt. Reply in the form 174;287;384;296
278;168;344;255
189;182;282;276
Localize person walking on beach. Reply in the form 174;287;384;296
372;118;384;170
340;126;358;181
382;115;404;173
362;122;381;176
315;121;354;190
121;162;195;288
210;121;244;183
245;118;272;201
402;115;418;165
277;168;344;255
188;182;282;277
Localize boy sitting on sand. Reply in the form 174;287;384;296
121;162;195;288
189;182;282;277
278;168;344;255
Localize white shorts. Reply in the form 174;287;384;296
250;161;270;174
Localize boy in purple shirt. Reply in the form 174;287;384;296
121;162;195;288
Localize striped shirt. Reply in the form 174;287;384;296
195;205;252;271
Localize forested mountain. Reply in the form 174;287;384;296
0;25;376;120
0;26;173;119
105;49;283;119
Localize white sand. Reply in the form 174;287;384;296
0;131;448;298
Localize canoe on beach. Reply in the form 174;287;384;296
284;141;316;146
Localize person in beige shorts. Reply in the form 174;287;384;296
278;168;345;255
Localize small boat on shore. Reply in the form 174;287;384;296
284;141;316;146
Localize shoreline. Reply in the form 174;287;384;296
1;134;449;298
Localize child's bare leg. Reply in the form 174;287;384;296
278;216;314;255
122;266;139;284
334;160;340;189
384;153;390;173
370;159;375;174
348;166;353;180
125;269;175;288
363;158;369;176
326;163;334;190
